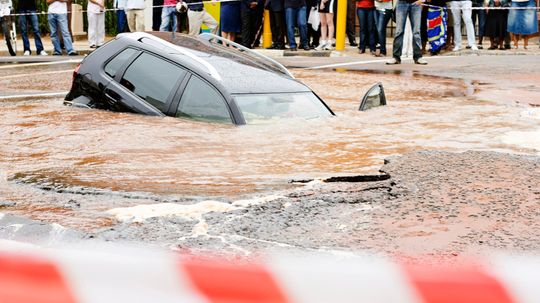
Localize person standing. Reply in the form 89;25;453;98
315;0;336;50
126;0;146;32
471;0;486;48
373;0;392;56
114;0;129;33
220;0;241;41
485;0;508;49
507;0;538;49
448;0;477;50
185;0;218;36
266;0;286;48
88;0;106;48
160;0;178;31
346;0;358;46
386;0;427;64
356;0;376;54
285;0;309;50
47;0;78;55
18;0;47;55
240;0;262;47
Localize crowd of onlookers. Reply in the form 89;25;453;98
12;0;540;59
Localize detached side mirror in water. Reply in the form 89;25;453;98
359;83;386;111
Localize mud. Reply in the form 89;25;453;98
3;150;537;262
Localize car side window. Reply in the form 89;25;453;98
176;76;232;124
104;48;137;78
120;53;186;112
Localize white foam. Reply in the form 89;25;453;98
520;108;540;120
107;200;238;223
501;130;540;152
232;195;285;207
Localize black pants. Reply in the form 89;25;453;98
270;10;286;47
346;0;356;42
241;9;259;48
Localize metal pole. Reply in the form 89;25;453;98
263;9;272;48
335;0;347;51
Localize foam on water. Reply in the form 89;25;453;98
107;200;238;223
232;195;285;207
500;130;540;153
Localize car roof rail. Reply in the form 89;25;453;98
198;33;294;79
117;32;222;81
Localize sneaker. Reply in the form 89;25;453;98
23;50;30;56
414;58;428;65
39;50;48;56
323;42;333;50
452;46;461;52
68;51;79;56
470;45;478;51
386;57;401;65
53;52;62;56
315;40;327;51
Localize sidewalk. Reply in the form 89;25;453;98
1;33;539;59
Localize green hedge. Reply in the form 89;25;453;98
28;0;118;35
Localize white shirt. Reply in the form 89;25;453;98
88;0;105;14
115;0;127;9
125;0;145;9
48;1;67;14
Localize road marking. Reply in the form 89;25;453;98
0;70;73;80
306;55;455;69
0;91;69;100
0;59;82;70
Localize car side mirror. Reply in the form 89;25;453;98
359;82;386;111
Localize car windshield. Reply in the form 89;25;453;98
234;92;332;124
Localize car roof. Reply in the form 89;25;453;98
116;32;312;95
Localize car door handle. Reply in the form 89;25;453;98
104;91;119;106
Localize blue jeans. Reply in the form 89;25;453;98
116;9;128;33
285;6;308;49
48;13;74;54
18;9;44;53
392;0;422;60
357;7;376;52
375;8;392;55
471;4;486;39
159;6;178;31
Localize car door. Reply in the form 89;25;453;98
172;74;238;124
104;51;188;116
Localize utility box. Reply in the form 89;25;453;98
70;3;86;40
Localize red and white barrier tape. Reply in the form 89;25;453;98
1;245;540;303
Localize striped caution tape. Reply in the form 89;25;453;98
420;3;540;9
1;245;540;303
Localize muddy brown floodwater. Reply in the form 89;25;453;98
0;57;539;259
